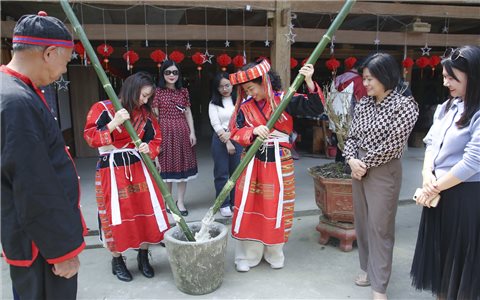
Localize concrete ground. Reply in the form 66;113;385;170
1;141;432;299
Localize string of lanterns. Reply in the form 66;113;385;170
72;41;443;81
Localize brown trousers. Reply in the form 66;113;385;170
352;150;402;294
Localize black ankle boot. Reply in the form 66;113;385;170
111;256;133;282
137;249;154;278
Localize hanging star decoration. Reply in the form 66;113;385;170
442;26;449;34
55;76;70;91
374;38;380;45
224;40;230;47
421;44;432;56
285;21;296;44
185;42;192;50
264;40;270;47
330;35;336;55
201;50;214;64
71;51;79;60
285;31;296;44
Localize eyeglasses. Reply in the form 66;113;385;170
218;83;232;90
164;70;179;76
442;48;466;61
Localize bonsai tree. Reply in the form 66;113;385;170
310;81;355;177
308;81;356;251
323;81;354;153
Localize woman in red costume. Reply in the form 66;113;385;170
229;60;325;272
84;72;169;282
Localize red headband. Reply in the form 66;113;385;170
229;59;271;85
13;35;74;48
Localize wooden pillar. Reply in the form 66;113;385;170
271;0;291;89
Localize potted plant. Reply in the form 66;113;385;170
307;82;355;252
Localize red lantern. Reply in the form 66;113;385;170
233;54;246;69
150;49;166;70
96;43;114;58
192;51;204;66
216;54;232;71
150;49;166;63
123;50;139;70
73;41;91;65
415;56;430;69
427;55;441;76
429;55;441;67
344;56;357;70
96;43;113;70
326;57;341;74
401;57;414;77
416;56;430;78
402;57;414;69
74;42;85;58
169;50;185;64
290;57;298;69
192;52;204;78
429;55;441;70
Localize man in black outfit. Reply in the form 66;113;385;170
1;11;86;299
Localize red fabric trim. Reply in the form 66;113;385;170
230;59;270;85
0;65;50;109
310;82;325;105
46;242;85;264
2;241;39;267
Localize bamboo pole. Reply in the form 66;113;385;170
206;0;356;216
59;0;196;241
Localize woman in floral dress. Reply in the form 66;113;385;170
152;60;198;216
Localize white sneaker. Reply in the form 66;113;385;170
235;260;250;272
270;262;284;269
220;206;232;217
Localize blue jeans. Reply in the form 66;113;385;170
211;134;242;208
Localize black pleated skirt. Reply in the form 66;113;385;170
410;181;480;300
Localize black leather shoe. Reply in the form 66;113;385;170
137;249;155;278
176;201;188;216
112;256;133;282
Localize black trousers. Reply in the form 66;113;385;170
10;255;77;300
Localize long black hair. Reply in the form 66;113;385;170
442;45;480;128
210;72;236;107
118;71;155;115
157;60;183;89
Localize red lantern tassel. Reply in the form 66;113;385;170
197;66;202;79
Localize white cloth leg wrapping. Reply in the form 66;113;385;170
273;139;284;229
234;157;255;234
131;151;168;232
109;151;122;225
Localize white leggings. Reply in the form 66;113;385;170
235;240;285;268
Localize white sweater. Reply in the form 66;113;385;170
208;97;235;134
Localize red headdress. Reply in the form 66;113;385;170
228;59;285;130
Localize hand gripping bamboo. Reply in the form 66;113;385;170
60;0;195;241
199;0;357;236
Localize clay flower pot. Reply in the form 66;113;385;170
308;163;356;251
